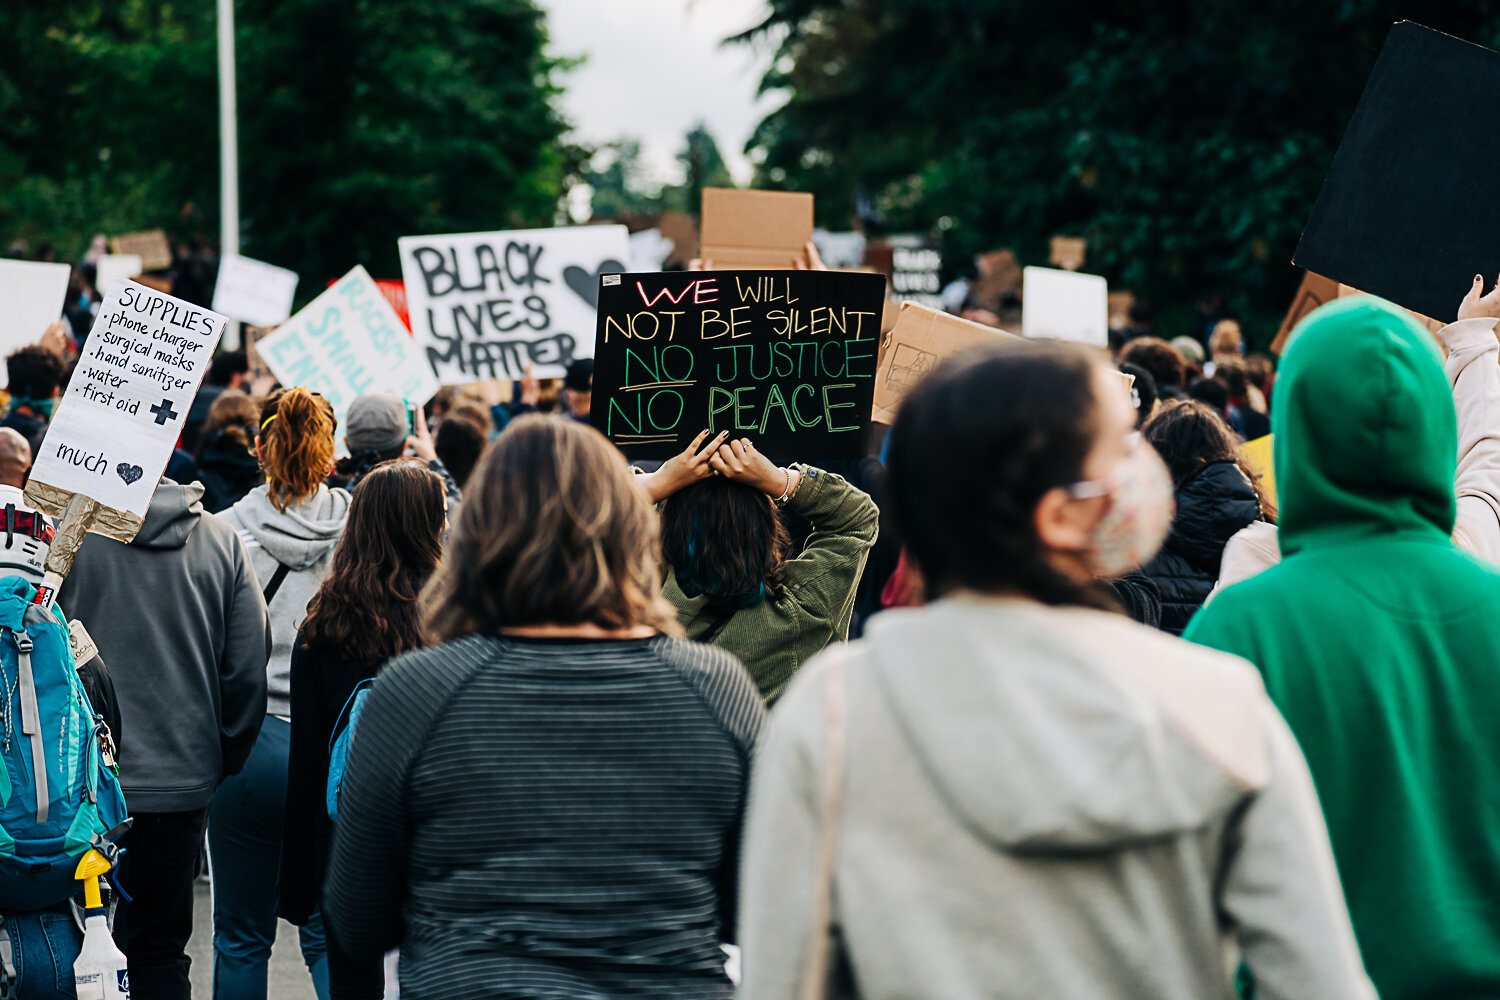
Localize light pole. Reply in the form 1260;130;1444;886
217;0;241;348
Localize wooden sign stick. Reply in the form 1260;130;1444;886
33;494;101;612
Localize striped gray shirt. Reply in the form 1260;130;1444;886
324;633;765;999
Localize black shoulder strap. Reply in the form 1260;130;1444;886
262;562;292;604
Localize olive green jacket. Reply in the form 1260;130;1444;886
665;465;879;703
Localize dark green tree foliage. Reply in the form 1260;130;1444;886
0;0;570;290
737;1;1500;341
586;123;735;218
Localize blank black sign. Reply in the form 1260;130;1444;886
1294;22;1500;323
590;270;887;462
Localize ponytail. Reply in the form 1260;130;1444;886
258;387;335;512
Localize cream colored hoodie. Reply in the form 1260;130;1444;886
738;597;1375;1000
1214;316;1500;595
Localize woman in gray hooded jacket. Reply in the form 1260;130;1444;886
737;344;1375;1000
213;387;351;1000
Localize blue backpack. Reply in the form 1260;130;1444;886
326;678;374;823
0;577;129;911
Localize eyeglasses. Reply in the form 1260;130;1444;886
1062;432;1141;501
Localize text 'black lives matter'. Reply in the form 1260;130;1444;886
591;270;887;462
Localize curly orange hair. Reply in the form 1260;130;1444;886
257;387;336;512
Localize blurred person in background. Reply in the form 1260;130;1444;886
195;389;264;513
1119;336;1187;398
1;344;64;458
185;351;250;453
324;417;763;999
1140;399;1268;635
1171;336;1206;382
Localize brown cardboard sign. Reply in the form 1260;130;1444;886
1050;236;1087;271
656;210;699;265
1107;291;1136;327
1270;271;1340;355
872;302;1020;424
109;230;172;271
1337;283;1446;336
968;249;1024;311
699;188;813;270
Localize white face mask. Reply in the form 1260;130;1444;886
1064;434;1176;578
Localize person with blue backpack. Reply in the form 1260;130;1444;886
0;478;130;1000
279;460;448;1000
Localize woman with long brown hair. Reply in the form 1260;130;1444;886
279;459;447;999
323;416;764;999
213;387;351;1000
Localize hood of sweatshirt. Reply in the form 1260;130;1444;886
1274;296;1455;557
131;479;206;550
223;483;349;570
865;597;1269;851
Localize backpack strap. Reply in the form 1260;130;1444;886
262;562;292;604
0;919;15;1000
12;628;47;824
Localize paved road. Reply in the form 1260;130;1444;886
186;879;317;998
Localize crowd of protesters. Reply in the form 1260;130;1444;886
2;234;1500;1000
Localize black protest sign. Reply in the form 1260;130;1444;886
1294;22;1500;323
591;270;887;461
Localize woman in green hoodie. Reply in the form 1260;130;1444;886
638;432;879;703
1187;281;1500;1000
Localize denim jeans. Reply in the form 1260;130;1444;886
1;911;80;1000
208;716;329;1000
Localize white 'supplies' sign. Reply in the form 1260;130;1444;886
399;225;631;383
31;280;227;518
256;266;439;425
1021;266;1109;347
212;253;300;327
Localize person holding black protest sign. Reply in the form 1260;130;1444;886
640;431;879;703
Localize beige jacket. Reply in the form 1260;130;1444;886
1214;316;1500;595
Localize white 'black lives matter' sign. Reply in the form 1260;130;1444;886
398;225;631;384
31;279;226;518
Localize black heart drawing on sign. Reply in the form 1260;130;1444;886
116;463;143;485
563;260;627;309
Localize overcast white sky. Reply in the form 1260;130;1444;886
536;0;781;187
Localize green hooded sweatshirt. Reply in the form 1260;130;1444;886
1185;297;1500;999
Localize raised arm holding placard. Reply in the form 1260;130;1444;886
25;279;227;608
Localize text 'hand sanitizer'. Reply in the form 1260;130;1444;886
72;848;129;999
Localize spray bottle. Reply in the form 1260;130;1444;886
71;848;129;999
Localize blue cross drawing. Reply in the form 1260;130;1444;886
150;398;179;425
